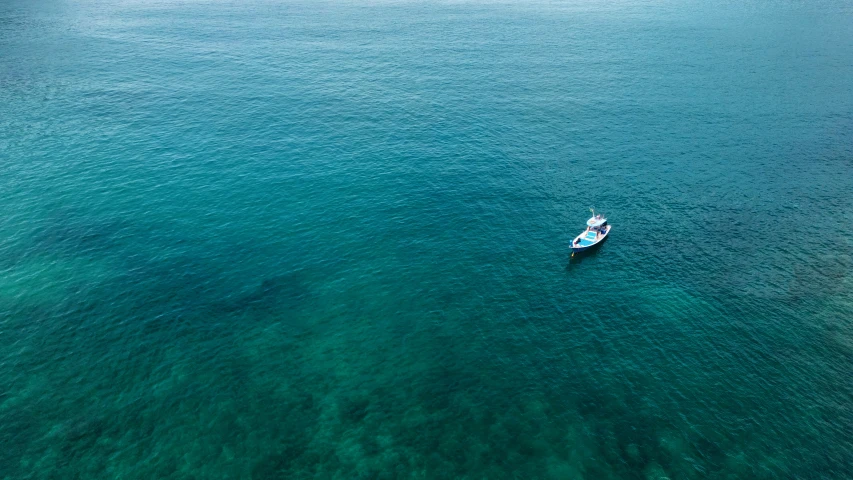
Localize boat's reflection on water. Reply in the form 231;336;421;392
566;242;606;269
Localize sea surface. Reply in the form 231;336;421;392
1;0;852;478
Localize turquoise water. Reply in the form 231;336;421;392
2;0;852;477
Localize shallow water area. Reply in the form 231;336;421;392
1;0;852;478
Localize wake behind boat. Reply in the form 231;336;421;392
571;210;610;254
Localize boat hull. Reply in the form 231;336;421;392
571;228;610;253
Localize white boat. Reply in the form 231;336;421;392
571;211;610;254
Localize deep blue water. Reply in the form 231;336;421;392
2;0;852;478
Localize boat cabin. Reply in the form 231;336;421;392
586;215;608;229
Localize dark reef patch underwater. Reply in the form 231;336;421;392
1;0;852;478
